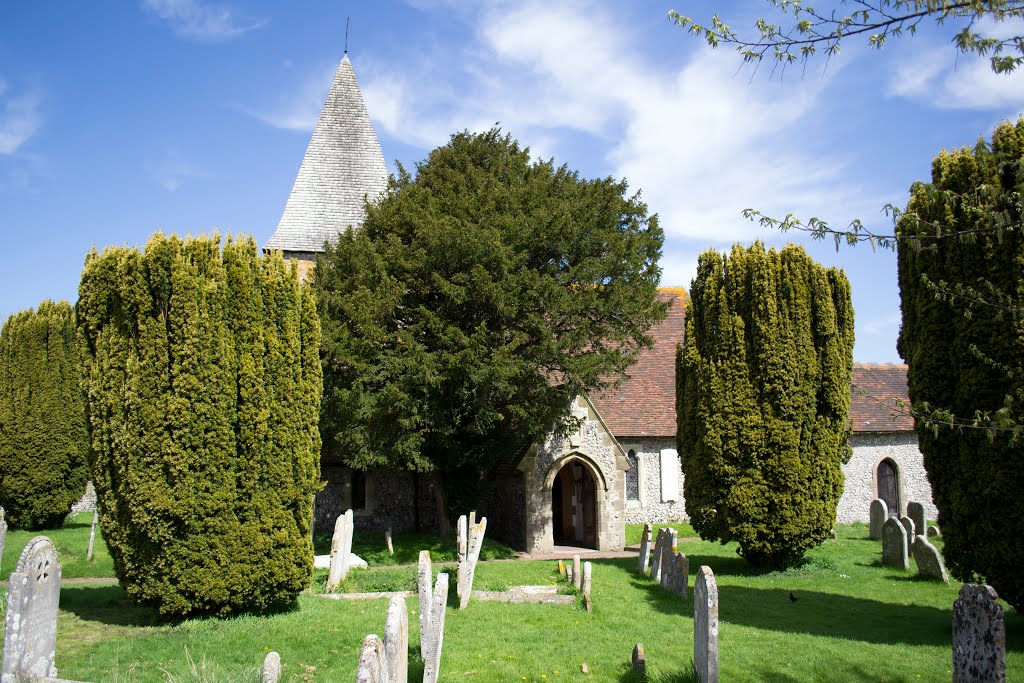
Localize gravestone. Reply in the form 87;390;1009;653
261;651;281;683
0;509;6;566
384;595;408;683
385;528;394;556
637;523;652;575
953;584;1005;683
1;536;61;683
668;552;689;598
899;515;917;551
649;528;668;582
573;555;582;590
881;517;909;569
632;643;646;675
911;535;949;583
86;509;99;561
327;509;355;591
659;530;679;592
907;501;927;538
557;560;565;576
457;515;487;609
421;573;449;683
566;565;574;585
417;551;433;644
869;499;887;540
582;561;593;612
355;634;387;683
693;565;719;683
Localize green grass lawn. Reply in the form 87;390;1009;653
1;512;115;581
1;523;1019;681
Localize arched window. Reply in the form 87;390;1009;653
625;449;640;502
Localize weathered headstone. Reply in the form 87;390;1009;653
659;529;679;592
384;595;408;683
86;509;99;561
385;527;394;556
469;510;476;527
637;523;652;574
356;634;387;683
421;573;449;683
899;515;917;551
417;551;433;643
953;584;1006;683
557;560;565;576
632;643;646;675
261;651;281;683
582;561;593;612
649;528;668;582
693;565;719;683
869;498;888;540
928;525;940;538
458;516;487;609
1;536;61;683
910;535;949;583
907;501;927;539
668;552;689;598
572;555;582;590
456;514;468;587
881;517;909;569
0;509;6;567
327;509;355;591
566;565;574;585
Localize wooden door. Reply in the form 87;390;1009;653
877;459;899;517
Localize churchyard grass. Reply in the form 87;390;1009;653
313;530;517;566
0;512;115;581
625;522;696;545
2;523;1021;681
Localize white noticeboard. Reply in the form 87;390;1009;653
660;448;679;502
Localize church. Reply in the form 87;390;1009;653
264;53;937;552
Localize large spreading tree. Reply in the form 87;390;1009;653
0;300;89;530
77;233;322;617
312;128;667;528
678;242;854;569
896;119;1024;610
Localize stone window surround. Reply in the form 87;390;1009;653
872;454;906;518
625;449;642;508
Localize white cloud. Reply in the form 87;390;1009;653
240;63;335;132
0;80;42;155
147;156;208;191
141;0;264;42
862;311;901;336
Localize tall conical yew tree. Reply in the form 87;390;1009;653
0;300;89;529
76;233;322;617
897;118;1024;611
678;242;854;569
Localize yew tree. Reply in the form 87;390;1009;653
312;128;666;526
678;242;854;569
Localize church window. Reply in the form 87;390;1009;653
626;449;640;501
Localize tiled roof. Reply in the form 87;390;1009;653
849;363;915;432
589;289;686;438
264;54;388;254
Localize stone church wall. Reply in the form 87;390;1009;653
837;431;937;524
314;465;438;535
619;438;688;525
484;472;527;550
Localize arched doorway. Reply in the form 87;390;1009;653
551;460;597;548
877;458;899;517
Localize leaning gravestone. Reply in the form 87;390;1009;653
659;529;679;592
881;517;909;569
907;501;927;538
86;509;99;562
637;523;653;574
1;536;61;683
869;499;888;540
327;509;355;592
649;528;668;582
899;515;917;551
384;595;408;683
261;651;281;683
953;584;1005;683
911;535;949;583
694;565;719;683
457;515;487;609
421;572;449;683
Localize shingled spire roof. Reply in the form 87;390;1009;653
265;54;388;254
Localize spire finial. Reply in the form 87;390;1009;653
345;17;350;54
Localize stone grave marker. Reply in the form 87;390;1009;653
566;564;574;585
881;517;909;569
869;499;887;540
899;515;917;551
417;551;433;643
356;634;387;683
0;509;6;566
86;509;99;562
557;560;565;576
694;565;719;683
637;523;652;574
385;527;394;556
669;552;689;598
649;528;668;582
327;509;355;591
953;584;1005;683
421;572;449;683
911;535;949;583
2;536;61;683
384;595;408;683
261;651;281;683
571;555;581;590
907;501;927;538
457;515;487;609
632;643;646;675
659;529;679;592
582;561;593;612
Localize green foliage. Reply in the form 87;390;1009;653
0;300;88;530
678;242;854;569
313;128;666;498
896;118;1024;611
76;233;323;618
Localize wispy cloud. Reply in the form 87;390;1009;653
141;0;264;42
0;79;42;155
240;63;337;132
862;311;901;336
147;156;209;191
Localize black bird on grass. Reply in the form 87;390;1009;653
789;591;798;602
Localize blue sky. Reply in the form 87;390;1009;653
2;1;1022;362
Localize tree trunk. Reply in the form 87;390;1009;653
431;470;452;537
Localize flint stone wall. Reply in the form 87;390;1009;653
314;467;438;535
836;432;936;524
620;438;688;525
484;472;526;550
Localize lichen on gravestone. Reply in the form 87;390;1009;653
911;535;949;583
261;651;281;683
869;499;887;540
637;523;652;575
693;565;719;683
1;536;61;683
953;584;1006;683
632;643;646;675
899;515;917;551
383;595;408;683
907;501;927;539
